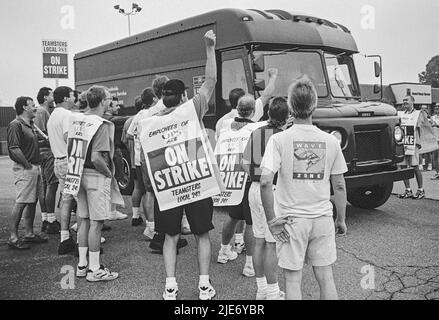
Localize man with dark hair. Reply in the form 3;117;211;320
126;90;157;228
398;94;425;199
242;96;289;300
215;68;278;137
47;86;76;254
260;77;347;300
7;97;48;249
35;87;60;234
75;85;119;281
140;30;217;300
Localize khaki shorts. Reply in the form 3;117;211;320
277;216;336;271
249;182;275;243
54;157;73;201
77;169;111;221
12;163;40;204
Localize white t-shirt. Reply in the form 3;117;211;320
260;124;348;219
127;99;166;166
216;98;264;137
47;107;72;158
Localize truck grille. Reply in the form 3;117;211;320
355;129;383;162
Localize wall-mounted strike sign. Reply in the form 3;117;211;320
42;39;68;79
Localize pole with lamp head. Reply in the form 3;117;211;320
114;3;142;36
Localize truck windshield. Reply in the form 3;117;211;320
324;53;360;98
255;51;328;97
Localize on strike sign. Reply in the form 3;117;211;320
42;39;68;79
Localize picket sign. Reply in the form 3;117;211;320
139;99;221;211
213;121;267;206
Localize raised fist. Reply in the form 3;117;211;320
203;30;216;48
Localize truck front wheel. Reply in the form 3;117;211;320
118;147;134;196
347;182;393;209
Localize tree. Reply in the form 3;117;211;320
419;55;439;88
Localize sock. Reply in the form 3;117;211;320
199;275;210;287
89;251;100;271
41;212;48;222
246;255;253;266
60;230;70;242
221;244;231;251
132;207;140;219
78;247;88;267
47;213;56;223
146;221;155;231
165;277;177;289
235;233;244;244
182;214;189;227
406;188;412;192
256;277;267;293
266;283;280;300
419;188;424;191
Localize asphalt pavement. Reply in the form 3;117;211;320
0;156;438;300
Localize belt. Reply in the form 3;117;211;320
55;156;66;160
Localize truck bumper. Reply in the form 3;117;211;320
345;167;414;189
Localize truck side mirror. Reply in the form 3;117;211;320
254;78;266;91
253;54;265;73
373;84;381;94
374;61;381;78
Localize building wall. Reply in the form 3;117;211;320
0;106;16;156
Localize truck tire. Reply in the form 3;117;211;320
347;182;393;209
118;147;134;196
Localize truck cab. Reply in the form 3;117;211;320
74;8;413;208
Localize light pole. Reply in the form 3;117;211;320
114;3;142;36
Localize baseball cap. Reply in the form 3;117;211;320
162;79;188;96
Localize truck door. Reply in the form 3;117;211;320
218;48;253;121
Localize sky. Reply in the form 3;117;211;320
0;0;438;105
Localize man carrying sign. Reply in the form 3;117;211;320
139;30;218;300
398;95;425;199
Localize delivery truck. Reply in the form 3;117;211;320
74;8;413;209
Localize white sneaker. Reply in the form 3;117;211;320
162;286;178;300
242;264;255;277
234;242;245;254
108;211;128;221
256;290;267;300
267;290;285;300
143;226;155;240
217;247;238;264
76;264;88;278
100;237;106;244
86;265;118;282
199;282;216;300
427;163;433;171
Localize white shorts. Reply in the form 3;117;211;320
248;182;275;243
277;216;336;271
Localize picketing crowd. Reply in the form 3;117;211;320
6;29;435;301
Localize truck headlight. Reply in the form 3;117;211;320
394;126;403;142
330;130;343;145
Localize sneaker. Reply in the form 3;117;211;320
76;264;88;278
234;242;245;254
199;282;216;300
427;164;433;171
41;220;49;233
398;189;413;199
217;247;238;264
162;286;178;300
46;221;61;234
431;173;439;180
413;189;425;200
108;211;128;221
143;226;155;240
132;217;143;226
256;291;267;300
58;237;76;255
149;233;165;252
86;265;118;282
242;264;255;277
267;290;285;300
101;237;106;244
